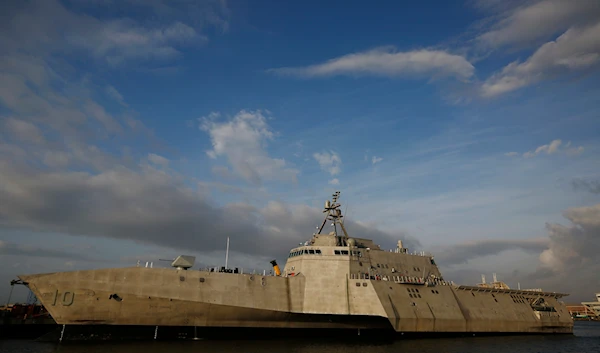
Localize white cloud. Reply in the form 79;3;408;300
329;178;340;185
482;21;600;97
523;139;562;158
477;0;600;49
106;85;126;106
72;20;201;66
148;153;169;167
0;0;228;67
372;156;383;164
200;110;299;186
536;203;600;287
515;139;585;158
313;151;341;176
268;46;475;82
3;118;46;145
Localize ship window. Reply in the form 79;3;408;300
341;250;349;255
199;278;205;283
435;290;439;294
406;289;411;293
362;283;367;287
180;276;185;282
417;294;421;298
415;289;419;293
316;249;322;254
385;264;389;268
494;299;498;302
472;292;475;297
356;282;360;287
409;294;413;298
432;290;435;293
377;264;380;268
334;250;341;255
309;249;315;254
359;262;363;266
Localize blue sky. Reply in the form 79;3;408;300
1;0;600;303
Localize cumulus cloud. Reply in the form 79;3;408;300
0;160;418;260
435;202;600;299
507;139;584;158
523;139;562;158
476;0;600;49
482;21;600;97
268;47;475;82
200;110;299;186
537;204;600;277
329;178;340;185
314;151;341;176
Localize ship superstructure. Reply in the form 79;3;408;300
582;293;600;316
17;191;573;340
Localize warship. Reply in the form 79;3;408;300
17;191;573;341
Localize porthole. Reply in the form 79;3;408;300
356;282;360;287
362;283;367;287
199;278;205;283
179;276;185;282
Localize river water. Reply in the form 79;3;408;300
1;322;599;353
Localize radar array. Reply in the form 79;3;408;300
317;191;349;239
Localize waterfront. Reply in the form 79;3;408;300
1;322;599;353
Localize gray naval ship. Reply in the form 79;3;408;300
18;191;573;340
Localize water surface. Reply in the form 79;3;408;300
1;321;598;353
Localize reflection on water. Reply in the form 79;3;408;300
1;322;599;353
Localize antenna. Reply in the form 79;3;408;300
493;273;497;282
316;191;349;239
481;274;486;284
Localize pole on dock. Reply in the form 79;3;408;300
5;283;15;309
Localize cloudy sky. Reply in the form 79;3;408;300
1;0;599;304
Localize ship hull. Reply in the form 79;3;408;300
18;266;573;341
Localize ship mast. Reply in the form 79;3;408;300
316;191;349;241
